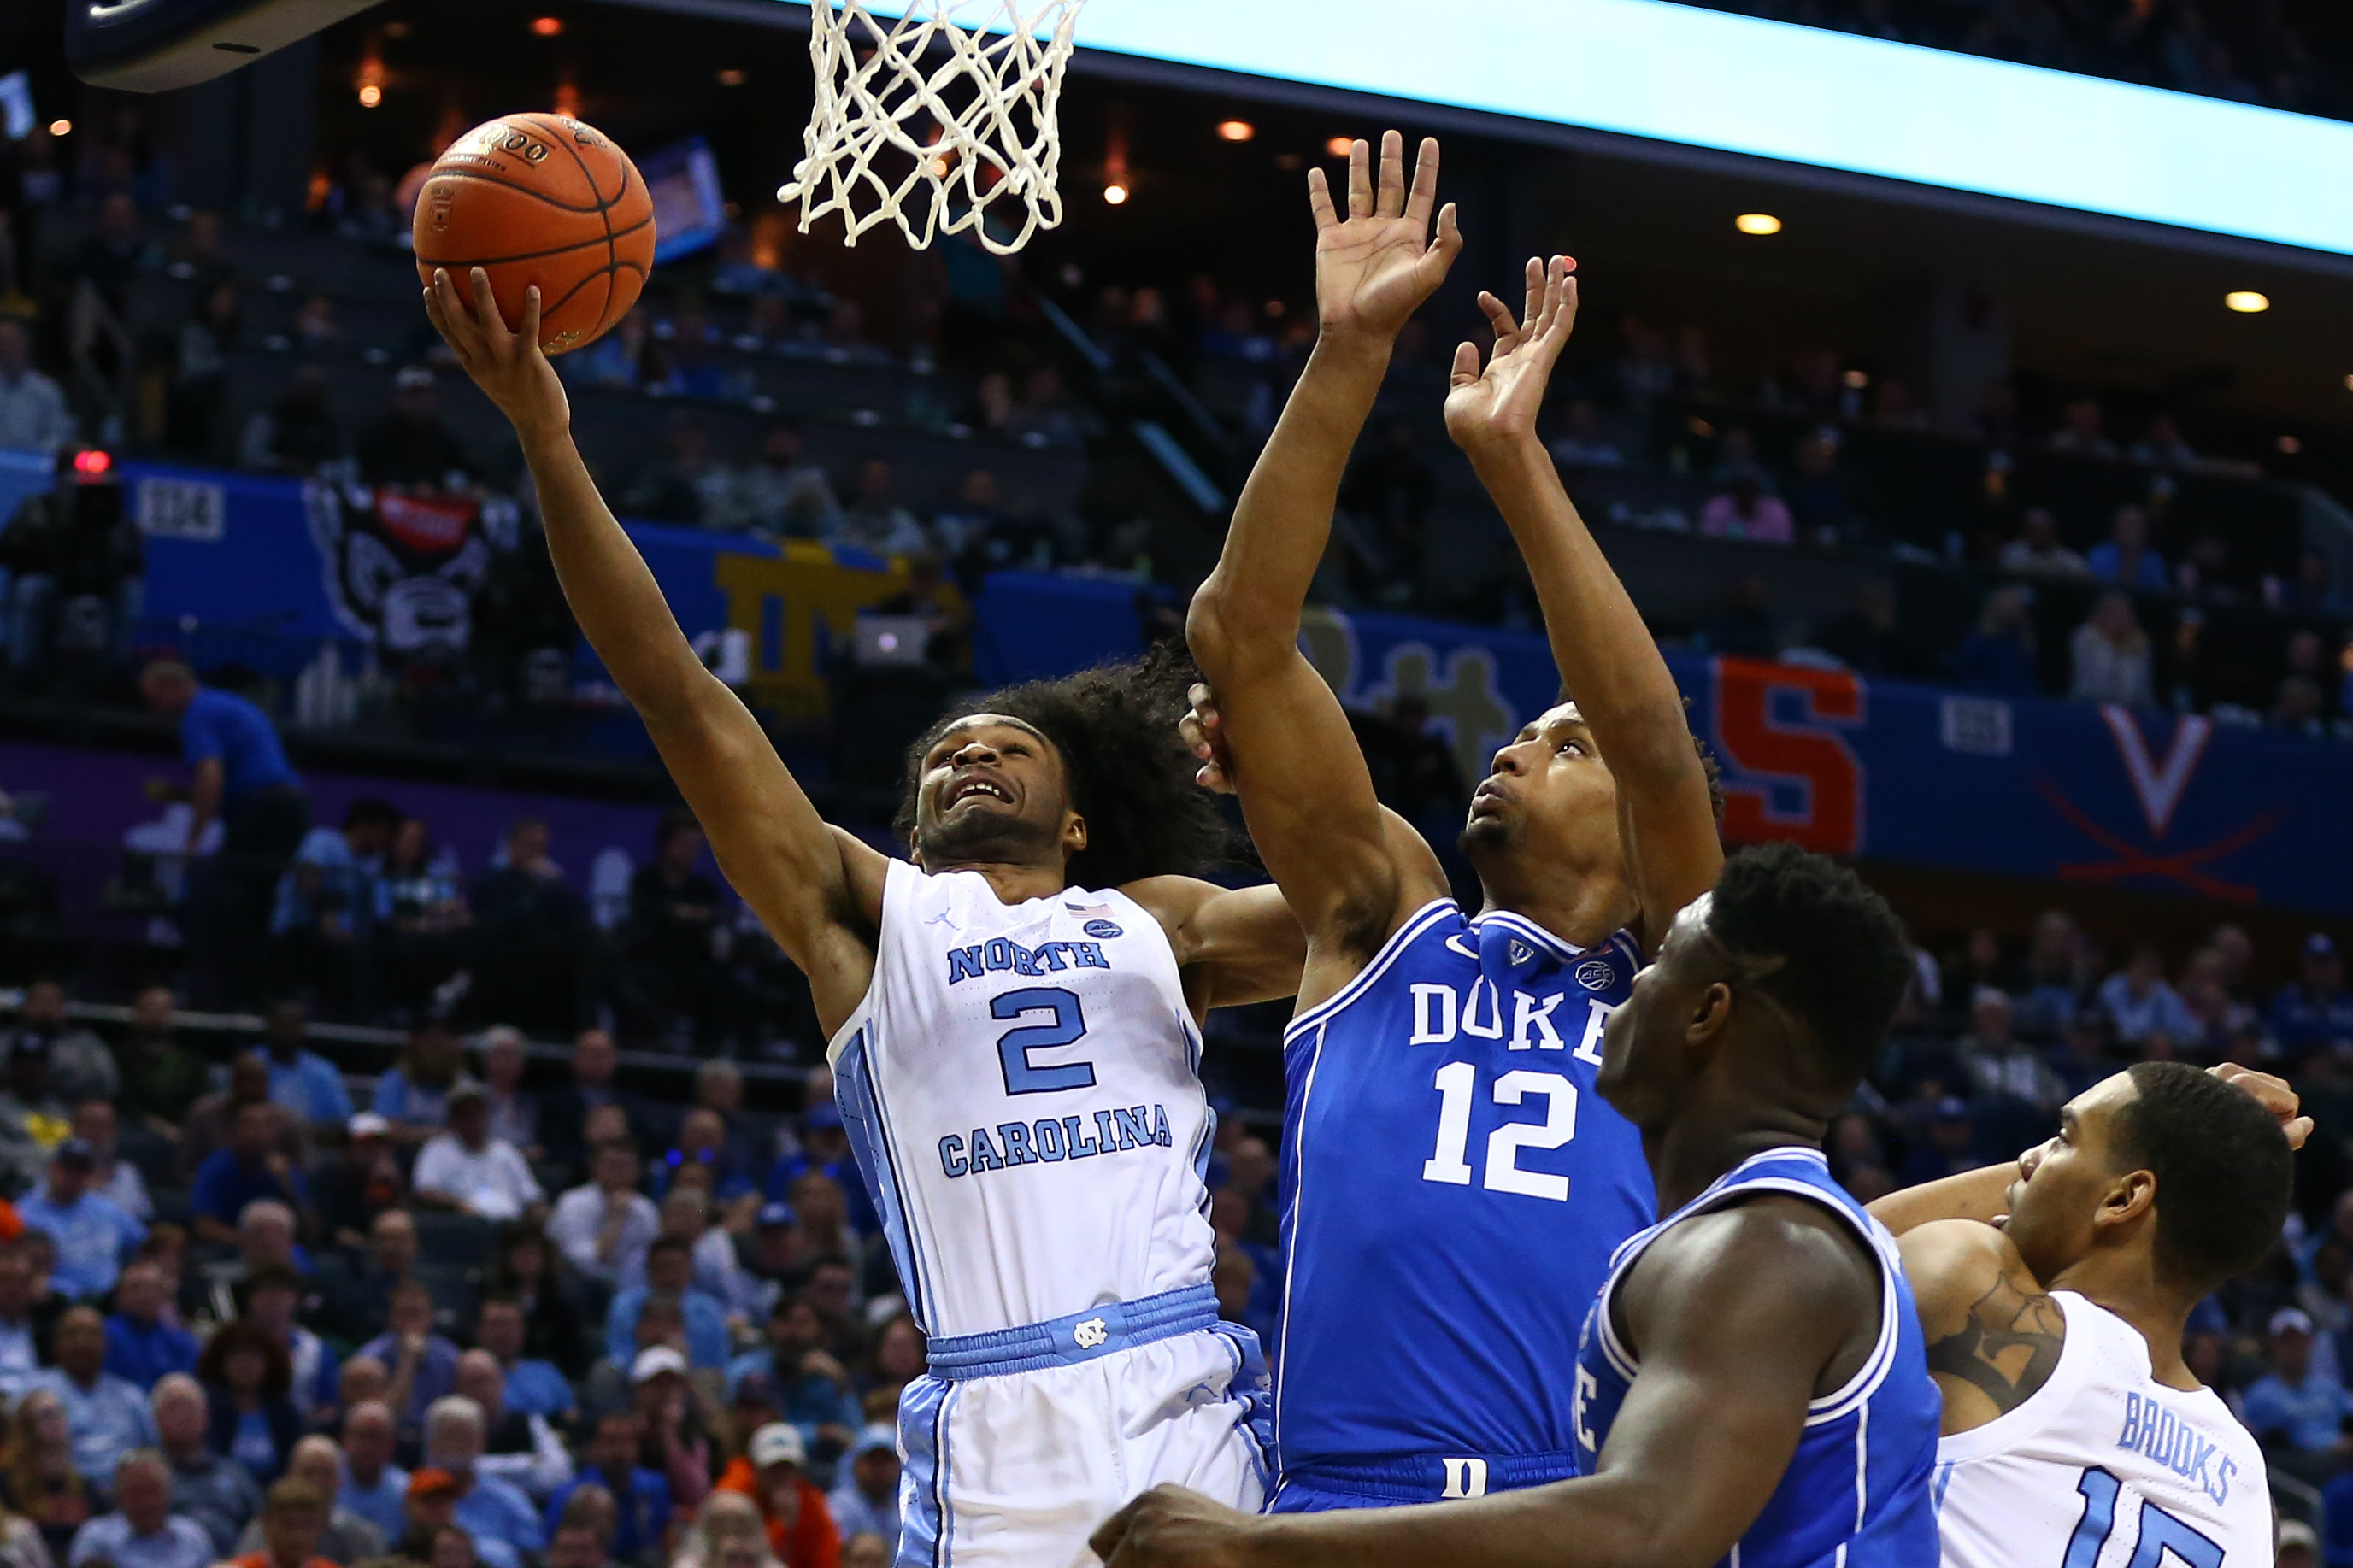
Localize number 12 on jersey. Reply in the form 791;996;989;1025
1422;1061;1578;1201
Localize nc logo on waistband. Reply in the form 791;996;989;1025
1439;1458;1488;1500
1073;1318;1109;1349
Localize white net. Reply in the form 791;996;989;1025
779;0;1086;255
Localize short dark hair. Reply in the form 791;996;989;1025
646;1236;692;1261
892;640;1229;889
245;1263;303;1297
655;808;701;853
1705;841;1910;1090
2115;1061;2293;1292
197;1318;293;1399
344;798;402;833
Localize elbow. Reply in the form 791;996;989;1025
1185;581;1290;676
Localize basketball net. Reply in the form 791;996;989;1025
780;0;1085;255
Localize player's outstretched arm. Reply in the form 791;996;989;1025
1091;1200;1871;1568
425;268;885;1026
1186;132;1461;1003
1444;262;1721;952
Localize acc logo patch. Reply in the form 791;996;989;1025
1575;959;1617;992
1082;919;1123;940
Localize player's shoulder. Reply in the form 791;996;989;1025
1637;1191;1880;1318
1897;1219;2028;1320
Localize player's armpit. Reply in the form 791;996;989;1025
1143;880;1306;1015
1901;1219;2065;1436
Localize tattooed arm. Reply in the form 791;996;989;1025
1899;1219;2067;1437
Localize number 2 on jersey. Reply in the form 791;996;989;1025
1421;1061;1577;1201
2060;1467;2221;1568
992;987;1096;1095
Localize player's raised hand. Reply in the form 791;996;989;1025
1444;254;1579;455
1179;682;1237;795
1309;131;1462;346
423;267;571;441
2211;1062;2315;1150
1091;1485;1262;1566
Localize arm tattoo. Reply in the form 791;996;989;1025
1926;1276;2066;1416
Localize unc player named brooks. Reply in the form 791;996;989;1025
422;268;1320;1568
1871;1061;2303;1567
1095;845;1942;1568
1179;132;1724;1512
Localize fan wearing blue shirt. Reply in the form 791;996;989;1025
36;1307;160;1488
422;1395;544;1562
257;1001;356;1130
474;1298;574;1424
191;1101;311;1246
103;1260;196;1391
2083;503;2171;591
544;1412;671;1565
603;1237;730;1370
17;1140;144;1301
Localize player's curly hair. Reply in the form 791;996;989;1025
1705;840;1910;1090
892;640;1232;890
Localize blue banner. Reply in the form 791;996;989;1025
55;459;2350;918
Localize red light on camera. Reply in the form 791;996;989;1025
72;449;111;475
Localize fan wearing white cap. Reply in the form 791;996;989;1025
714;1421;837;1565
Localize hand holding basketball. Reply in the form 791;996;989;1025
1444;254;1580;455
1309;130;1462;346
424;267;571;442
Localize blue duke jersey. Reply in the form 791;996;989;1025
1270;900;1656;1509
1574;1148;1941;1568
828;859;1221;1338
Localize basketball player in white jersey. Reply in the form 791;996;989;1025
424;268;1328;1568
1871;1062;2307;1567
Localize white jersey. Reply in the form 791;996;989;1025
828;859;1217;1340
1934;1290;2268;1568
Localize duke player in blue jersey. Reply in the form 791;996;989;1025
1177;131;1725;1512
1095;843;1941;1568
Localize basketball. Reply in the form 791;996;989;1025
411;113;654;355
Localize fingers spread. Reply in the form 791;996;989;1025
1347;138;1373;219
1521;255;1544;333
1375;128;1406;219
521;285;544;352
1432;202;1464;262
1305;167;1338;230
1477;291;1521;346
1450;339;1482;385
469;267;507;347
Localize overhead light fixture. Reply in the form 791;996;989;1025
357;85;381;107
1215;120;1254;142
1103;183;1130;205
46;119;69;137
530;15;562;35
1735;212;1782;235
717;68;745;85
1324;135;1354;157
2226;290;2270;313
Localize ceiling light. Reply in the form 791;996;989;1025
530;15;562;35
1103;183;1129;205
1325;136;1354;158
716;68;744;85
1843;369;1869;389
46;120;70;138
357;85;381;107
1216;120;1254;142
2225;290;2270;313
1735;212;1782;235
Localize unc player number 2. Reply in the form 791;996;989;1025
1421;1062;1579;1201
992;986;1096;1095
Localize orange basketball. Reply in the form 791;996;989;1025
412;114;655;355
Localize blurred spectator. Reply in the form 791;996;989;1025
843;1533;889;1568
238;367;345;476
468;822;589;1040
255;1000;354;1131
2068;591;2155;708
624;1348;715;1513
618;812;725;1048
0;322;73;455
332;1402;405;1544
2;983;118;1106
371;818;473;1021
470;1298;573;1425
2131;413;2197;467
825;1427;898;1560
64;1449;210;1568
1785;432;1866;546
323;1211;416;1347
1816;579;1928;678
829;460;927;558
1004;367;1080;449
371;1027;468;1148
103;1262;194;1392
2048;395;2117;458
2288;550;2352;618
2097;944;2200;1049
1697;473;1792;545
451;1354;570;1502
163;280;238;461
620;415;726;528
34;1307;157;1486
0;1246;56;1392
712;1424;838;1568
487;1229;589;1381
191;1100;309;1248
242;1266;335;1423
723;1298;856;1458
1997;508;2090;578
1953;988;2066;1114
660;1109;756;1210
16;1140;142;1301
356;369;471;490
4;1385;87;1558
550;1142;658;1289
719;421;836;538
1337;420;1436;598
312;1116;404;1252
228;1475;340;1568
356;1283;461;1432
1948;585;2041;697
152;1373;256;1554
271;801;401;1011
605;1238;728;1371
869;551;973;674
1698;572;1784;659
2085;506;2169;592
2243;1307;2353;1484
471;1029;536;1156
114;988;204;1142
538;1030;652;1175
542;1411;670;1565
396;1467;517;1568
2273;934;2353;1064
412;1085;543;1223
197;1319;299;1484
1897;1098;1980;1186
1548;399;1623;471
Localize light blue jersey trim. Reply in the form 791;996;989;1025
925;1284;1220;1380
834;1025;934;1330
897;1377;951;1568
